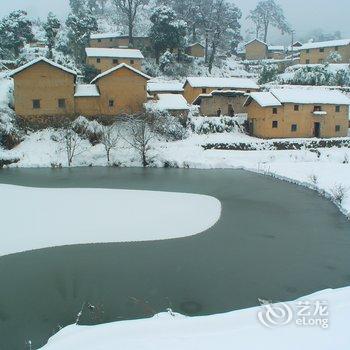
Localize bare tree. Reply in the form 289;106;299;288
330;184;348;205
248;0;290;42
112;0;149;46
60;123;87;167
98;0;109;14
124;115;154;167
101;123;120;163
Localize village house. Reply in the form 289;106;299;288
89;33;152;52
10;58;151;118
244;89;350;139
299;39;350;64
147;80;184;98
183;76;259;104
193;90;248;116
185;43;205;58
10;57;77;118
146;93;189;121
89;63;151;116
85;47;144;73
244;39;286;61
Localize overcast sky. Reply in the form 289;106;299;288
0;0;349;42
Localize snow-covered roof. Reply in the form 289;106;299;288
300;39;350;50
74;84;100;97
90;32;121;39
90;33;148;40
185;77;259;90
155;94;189;111
91;63;151;83
147;81;184;93
244;92;282;107
245;38;267;47
268;45;284;51
187;42;205;48
271;88;350;105
85;48;144;59
9;57;77;77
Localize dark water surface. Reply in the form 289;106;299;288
0;167;349;350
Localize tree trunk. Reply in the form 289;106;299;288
142;150;147;167
128;18;134;47
263;23;269;42
208;42;216;73
205;35;209;63
155;49;160;65
107;149;110;163
192;25;196;42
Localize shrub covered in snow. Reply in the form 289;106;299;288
258;64;279;84
0;108;22;149
72;116;103;145
149;111;188;141
190;116;246;134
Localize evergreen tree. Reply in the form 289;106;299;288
0;10;34;58
149;6;186;64
66;9;98;63
43;12;61;59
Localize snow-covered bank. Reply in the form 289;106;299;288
0;185;221;257
39;286;350;350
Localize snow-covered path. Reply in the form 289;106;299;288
0;185;221;257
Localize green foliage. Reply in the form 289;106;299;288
81;64;100;83
149;6;187;63
258;64;278;84
43;12;61;59
0;10;34;58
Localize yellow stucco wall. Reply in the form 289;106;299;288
245;41;268;60
300;44;350;64
247;101;349;138
74;96;102;116
199;95;247;116
187;44;205;57
86;57;142;73
183;83;257;104
94;66;148;115
13;62;75;117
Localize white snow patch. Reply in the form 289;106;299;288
185;77;259;90
39;286;350;350
85;47;144;59
0;185;221;257
74;84;100;97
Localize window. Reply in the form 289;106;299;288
58;99;66;108
113;59;119;64
109;99;114;107
109;38;113;42
272;120;278;128
306;49;310;53
335;46;339;51
246;90;251;93
130;59;135;64
306;59;310;64
32;99;40;109
97;58;101;63
291;124;297;132
98;39;101;43
272;107;278;114
335;125;341;132
335;105;341;112
294;105;299;111
319;48;324;52
314;106;322;112
202;88;207;93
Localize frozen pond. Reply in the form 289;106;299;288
0;167;349;349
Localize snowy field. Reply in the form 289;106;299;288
40;286;350;350
0;185;221;257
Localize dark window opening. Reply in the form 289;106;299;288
98;39;101;43
319;48;324;52
97;58;101;63
202;88;207;93
272;120;278;128
306;49;310;53
58;99;66;108
130;59;135;64
335;46;339;51
294;105;299;111
335;125;341;132
113;59;119;64
109;38;113;42
291;124;297;132
32;99;40;109
335;105;341;112
314;106;322;112
109;100;114;107
272;107;278;114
